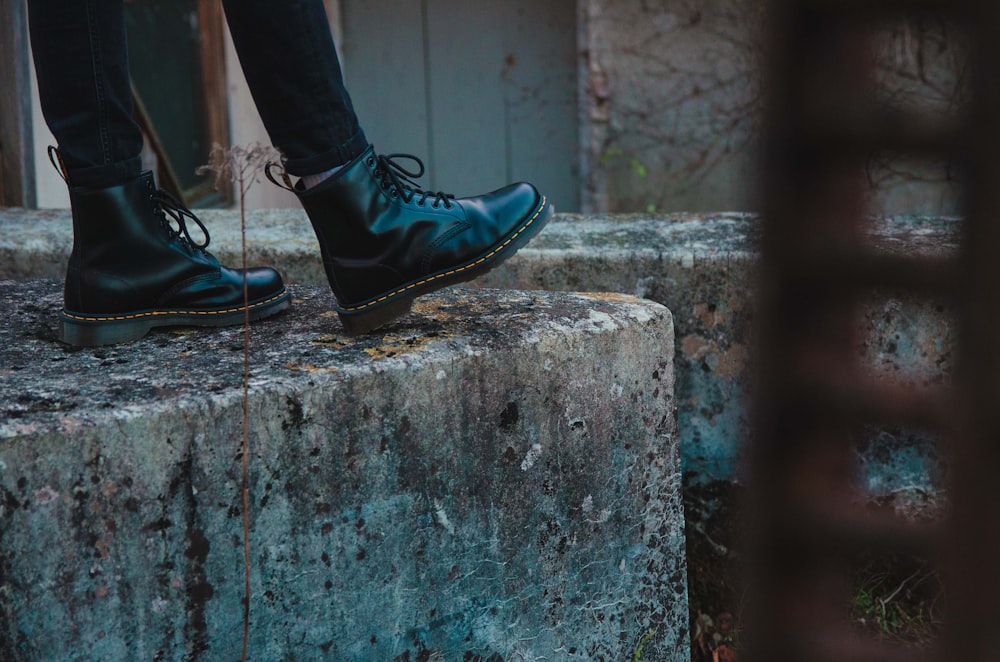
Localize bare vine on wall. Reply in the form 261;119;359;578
588;0;964;215
866;16;968;215
588;0;765;212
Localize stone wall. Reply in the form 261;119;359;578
0;284;688;661
0;207;957;508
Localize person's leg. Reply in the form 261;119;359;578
26;0;289;347
26;0;142;188
224;0;553;335
222;0;367;178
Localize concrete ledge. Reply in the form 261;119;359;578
0;208;959;501
0;282;686;661
0;208;959;284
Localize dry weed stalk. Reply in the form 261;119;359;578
197;142;281;662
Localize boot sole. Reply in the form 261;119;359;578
336;195;553;335
58;289;292;347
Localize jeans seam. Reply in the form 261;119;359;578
85;0;113;168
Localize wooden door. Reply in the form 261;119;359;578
0;1;34;207
340;0;579;212
125;0;229;206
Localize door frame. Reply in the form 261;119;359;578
0;0;36;208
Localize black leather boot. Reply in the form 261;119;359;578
59;171;290;347
275;145;553;335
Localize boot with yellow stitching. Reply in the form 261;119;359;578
277;145;552;335
58;171;290;347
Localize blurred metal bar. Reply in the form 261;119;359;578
779;379;953;433
775;502;942;557
799;115;961;157
796;630;936;662
782;252;959;296
751;0;972;660
797;0;964;19
943;3;1000;659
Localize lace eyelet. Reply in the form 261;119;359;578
390;189;399;198
366;157;375;167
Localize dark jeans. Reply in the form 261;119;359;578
26;0;368;188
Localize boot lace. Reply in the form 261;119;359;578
374;153;455;209
151;189;211;250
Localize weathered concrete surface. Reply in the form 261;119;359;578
0;208;959;502
0;282;685;661
481;213;959;507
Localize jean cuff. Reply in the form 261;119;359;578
282;128;369;177
66;156;143;189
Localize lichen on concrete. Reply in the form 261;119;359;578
0;281;686;661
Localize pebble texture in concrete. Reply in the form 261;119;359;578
0;282;685;661
0;208;958;502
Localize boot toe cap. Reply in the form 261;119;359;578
469;182;544;231
244;266;287;302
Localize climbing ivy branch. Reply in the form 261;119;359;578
198;143;280;662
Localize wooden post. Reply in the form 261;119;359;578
0;0;36;208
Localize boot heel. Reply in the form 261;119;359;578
59;314;155;347
338;297;414;336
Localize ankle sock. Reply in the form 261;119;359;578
302;163;346;189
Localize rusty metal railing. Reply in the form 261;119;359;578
752;1;998;660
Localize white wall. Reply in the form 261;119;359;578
30;54;68;209
222;18;299;211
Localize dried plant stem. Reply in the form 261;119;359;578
239;174;251;662
197;142;281;662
